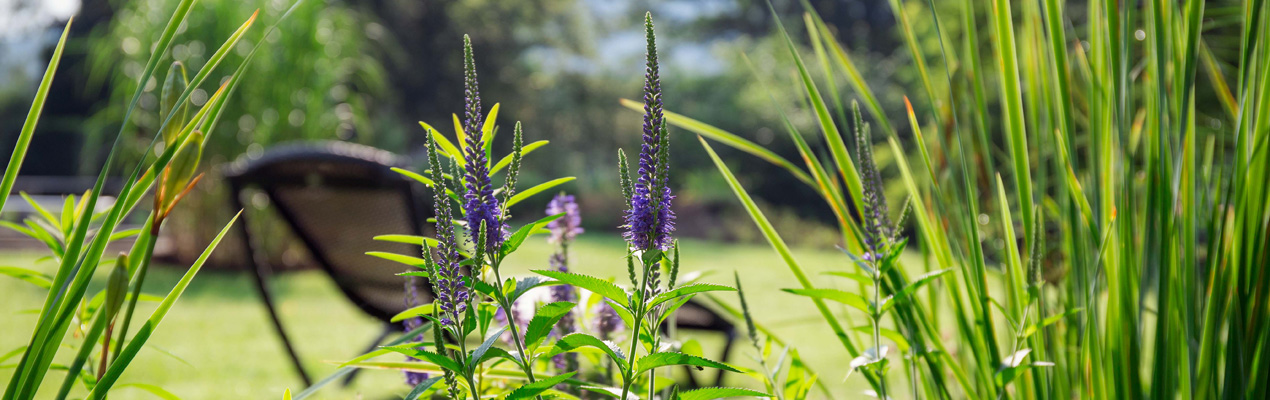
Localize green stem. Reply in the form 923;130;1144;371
111;218;158;362
491;262;542;400
620;257;654;400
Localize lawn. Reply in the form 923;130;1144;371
1;233;877;399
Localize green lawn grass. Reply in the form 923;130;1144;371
1;233;880;399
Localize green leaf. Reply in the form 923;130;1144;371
117;382;182;400
366;251;429;269
468;326;508;369
506;177;576;208
0;19;71;214
634;352;739;375
879;268;952;314
550;333;626;367
0;267;52;289
850;326;911;353
88;212;241;399
493;140;549;173
501;213;563;255
404;376;443;400
648;284;735;308
698;137;862;360
507;276;559;304
781;288;869;314
823;271;872;287
1021;308;1083;338
523;302;576;348
533;270;628;307
419;122;463;164
380;346;463;373
503;371;576;400
620;99;815;187
677;387;770;400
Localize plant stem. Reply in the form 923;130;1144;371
872;266;888;399
111;217;159;362
620;256;655;400
491;262;542;400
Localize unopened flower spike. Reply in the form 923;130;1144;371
853;101;890;262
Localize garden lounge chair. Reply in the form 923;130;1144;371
224;140;735;388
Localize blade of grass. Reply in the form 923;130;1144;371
0;19;72;214
87;212;241;399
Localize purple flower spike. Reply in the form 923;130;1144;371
546;194;584;245
623;13;675;252
425;125;469;329
459;34;505;252
402;278;430;386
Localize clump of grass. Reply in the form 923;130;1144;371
0;0;315;398
646;0;1270;398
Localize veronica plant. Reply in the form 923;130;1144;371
0;0;307;397
530;13;757;400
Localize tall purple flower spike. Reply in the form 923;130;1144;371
425;128;468;328
624;13;675;251
546;193;582;370
402;277;430;386
459;34;505;252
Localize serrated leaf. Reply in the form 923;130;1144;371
781;288;869;313
524;302;576;348
677;387;770;400
550;333;627;369
534;270;628;306
501;214;563;255
508;276;559;304
635;352;739;375
648;284;735;308
380;346;463;373
468;325;508;369
404;376;443;400
503;371;576;400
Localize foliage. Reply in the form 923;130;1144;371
655;0;1270;398
298;13;748;400
80;0;397;169
0;0;298;397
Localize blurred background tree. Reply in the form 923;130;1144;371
2;0;936;265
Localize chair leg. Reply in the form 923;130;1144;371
341;324;395;387
713;329;735;387
251;265;312;387
233;189;312;387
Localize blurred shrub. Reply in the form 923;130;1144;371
79;0;400;171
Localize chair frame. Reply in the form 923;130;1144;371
225;141;429;387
